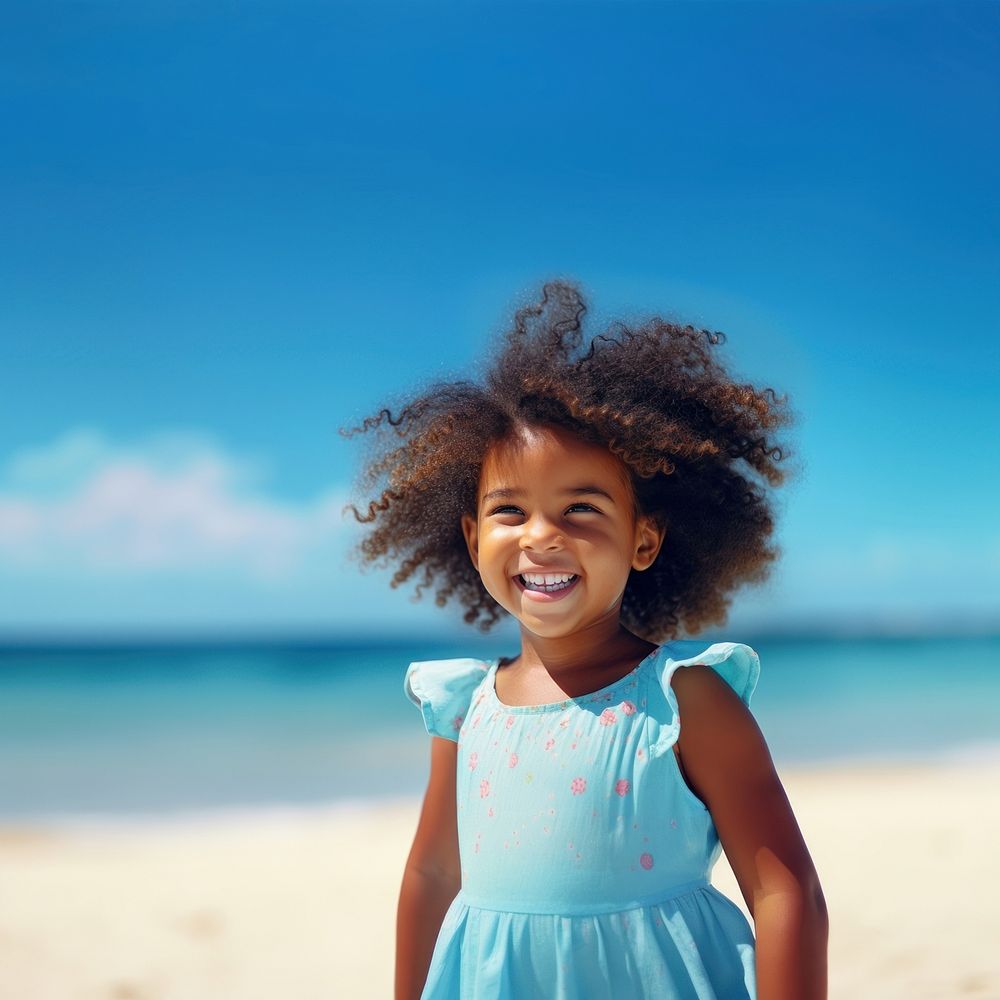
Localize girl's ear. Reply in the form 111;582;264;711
631;515;665;572
460;512;480;571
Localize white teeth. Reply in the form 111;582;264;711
521;573;575;585
518;573;578;593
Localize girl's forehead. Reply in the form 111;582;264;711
478;425;632;493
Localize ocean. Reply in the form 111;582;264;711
1;634;997;823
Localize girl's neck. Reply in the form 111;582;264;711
508;621;657;689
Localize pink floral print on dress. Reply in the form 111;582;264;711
599;708;617;726
640;853;654;870
452;715;464;731
468;751;479;771
621;700;636;716
570;777;587;795
480;779;490;798
509;753;519;768
615;779;630;797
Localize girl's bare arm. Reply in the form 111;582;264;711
395;736;462;1000
671;666;829;1000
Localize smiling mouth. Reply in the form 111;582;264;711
516;574;579;594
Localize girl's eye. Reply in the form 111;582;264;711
488;503;599;516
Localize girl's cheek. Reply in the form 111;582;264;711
479;575;513;607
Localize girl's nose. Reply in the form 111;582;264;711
519;515;564;551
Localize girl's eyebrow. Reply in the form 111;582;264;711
482;486;616;503
481;487;516;503
568;486;616;502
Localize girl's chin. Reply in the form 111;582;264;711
507;601;626;641
510;608;592;640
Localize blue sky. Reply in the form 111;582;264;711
1;2;997;638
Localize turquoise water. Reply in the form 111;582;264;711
0;635;997;821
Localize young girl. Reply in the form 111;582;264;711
346;281;828;999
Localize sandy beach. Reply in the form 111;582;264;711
1;760;997;1000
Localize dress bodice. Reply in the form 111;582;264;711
404;640;762;999
407;641;760;913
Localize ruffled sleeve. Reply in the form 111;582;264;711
648;640;761;758
404;657;491;742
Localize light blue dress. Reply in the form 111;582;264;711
405;640;760;999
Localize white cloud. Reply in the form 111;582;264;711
804;535;1000;585
0;429;351;579
750;532;1000;626
6;427;109;492
2;429;996;634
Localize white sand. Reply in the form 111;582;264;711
1;761;998;999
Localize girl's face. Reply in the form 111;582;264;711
460;424;664;641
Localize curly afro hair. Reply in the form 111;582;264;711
343;280;795;642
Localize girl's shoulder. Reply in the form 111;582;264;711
404;656;494;742
647;640;760;758
658;639;760;706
